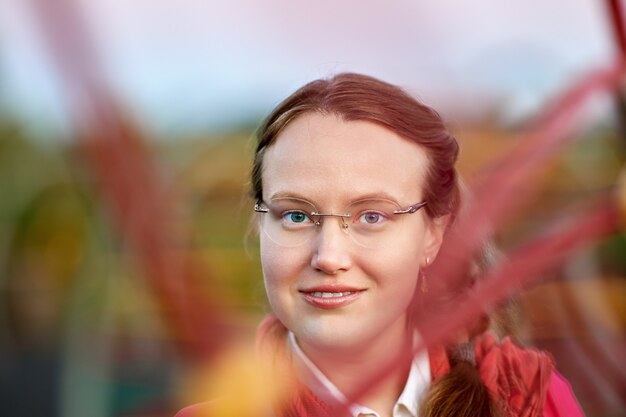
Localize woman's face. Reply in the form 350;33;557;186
260;112;446;354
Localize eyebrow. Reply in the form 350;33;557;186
269;191;403;205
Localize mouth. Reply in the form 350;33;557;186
307;291;357;298
299;286;366;309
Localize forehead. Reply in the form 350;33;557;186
262;112;430;204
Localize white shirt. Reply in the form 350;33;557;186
287;332;431;417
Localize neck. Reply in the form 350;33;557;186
296;318;413;416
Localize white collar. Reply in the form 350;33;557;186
287;331;431;417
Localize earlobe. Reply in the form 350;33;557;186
423;214;449;264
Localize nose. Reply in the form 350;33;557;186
310;217;352;274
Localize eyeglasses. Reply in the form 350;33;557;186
254;197;427;248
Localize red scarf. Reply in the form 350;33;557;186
429;334;554;417
257;315;554;417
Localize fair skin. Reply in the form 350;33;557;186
260;112;446;416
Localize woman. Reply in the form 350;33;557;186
177;73;584;417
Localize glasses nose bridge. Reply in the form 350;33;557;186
309;213;352;252
312;212;350;231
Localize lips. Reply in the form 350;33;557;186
299;285;366;309
308;291;355;298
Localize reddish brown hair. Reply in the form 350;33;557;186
251;73;460;221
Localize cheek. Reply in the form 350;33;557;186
381;253;421;323
260;237;307;304
359;231;424;300
260;239;285;289
366;233;424;277
260;239;315;333
373;251;421;297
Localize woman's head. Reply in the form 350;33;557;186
251;73;461;354
252;73;460;221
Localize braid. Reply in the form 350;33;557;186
420;342;504;417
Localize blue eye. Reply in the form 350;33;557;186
283;211;310;223
358;211;385;224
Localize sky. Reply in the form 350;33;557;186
0;0;617;139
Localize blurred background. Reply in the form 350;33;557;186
0;0;625;416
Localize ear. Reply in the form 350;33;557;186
422;214;450;265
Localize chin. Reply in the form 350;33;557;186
293;317;379;353
298;331;360;353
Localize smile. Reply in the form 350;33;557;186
299;287;365;309
309;291;355;298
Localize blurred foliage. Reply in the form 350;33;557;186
0;117;264;416
0;112;624;416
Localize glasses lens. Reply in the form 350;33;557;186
256;198;412;248
259;199;317;247
344;200;405;248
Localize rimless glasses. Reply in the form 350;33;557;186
254;197;427;248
